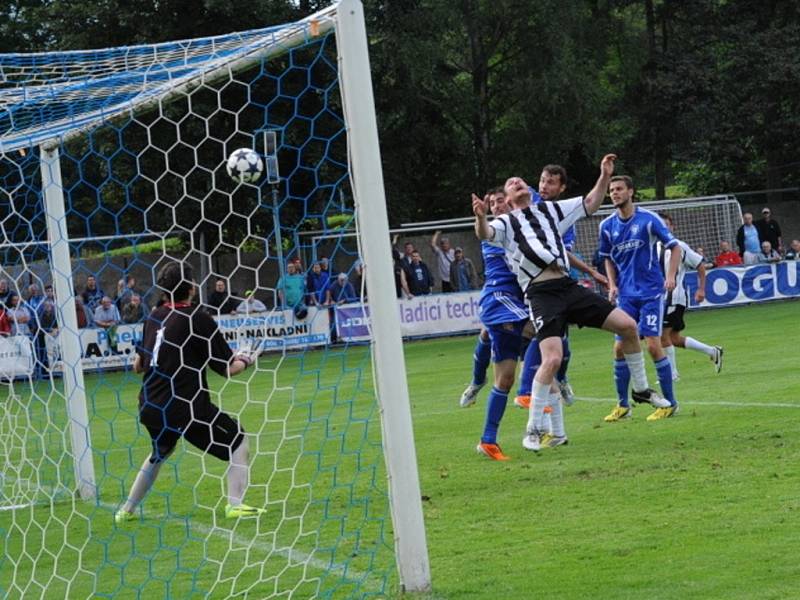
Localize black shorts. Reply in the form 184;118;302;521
663;304;687;332
141;402;245;463
526;277;615;341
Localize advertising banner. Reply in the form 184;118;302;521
336;291;483;342
0;336;35;378
45;307;330;373
685;261;800;308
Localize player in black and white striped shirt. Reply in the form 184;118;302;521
473;154;670;451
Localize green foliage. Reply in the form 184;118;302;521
82;237;186;258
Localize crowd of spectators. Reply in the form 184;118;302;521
715;206;799;267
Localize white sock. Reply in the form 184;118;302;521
664;345;678;375
548;392;565;437
685;336;715;357
528;379;551;433
123;458;163;513
624;352;649;392
227;437;250;507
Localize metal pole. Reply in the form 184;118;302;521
40;145;97;501
335;0;431;592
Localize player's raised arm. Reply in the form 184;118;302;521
584;154;617;215
472;193;494;240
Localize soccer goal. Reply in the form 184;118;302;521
0;1;430;597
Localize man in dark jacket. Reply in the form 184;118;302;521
406;251;434;296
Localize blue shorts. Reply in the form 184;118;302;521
479;291;528;327
617;295;664;338
486;320;525;363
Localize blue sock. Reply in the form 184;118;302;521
472;336;492;386
481;387;509;444
655;357;676;406
517;339;541;397
556;337;571;383
614;358;631;408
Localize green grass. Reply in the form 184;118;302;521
1;301;799;598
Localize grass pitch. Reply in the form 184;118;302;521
1;300;799;599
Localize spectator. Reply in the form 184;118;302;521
319;256;330;277
695;247;715;270
393;252;412;299
406;251;434;296
325;273;358;305
430;230;455;292
26;283;45;314
81;275;105;312
351;260;367;300
115;275;137;309
277;263;306;309
35;296;58;376
736;212;762;265
757;240;781;264
74;296;91;328
755;207;782;254
448;247;477;291
6;292;31;336
714;241;743;267
93;296;120;328
121;294;147;324
207;279;238;315
306;261;330;306
0;304;10;336
0;278;10;306
784;239;800;260
236;290;267;314
113;278;126;309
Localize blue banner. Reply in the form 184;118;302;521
684;261;800;308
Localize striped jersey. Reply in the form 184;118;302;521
490;196;588;293
597;207;677;298
659;239;703;308
531;190;576;251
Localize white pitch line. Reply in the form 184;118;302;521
573;395;800;409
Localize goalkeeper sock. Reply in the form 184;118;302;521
624;352;648;395
227;438;250;507
685;336;715;357
548;392;565;437
481;387;509;444
614;358;631;408
664;344;678;376
527;379;550;433
122;458;163;513
472;335;492;386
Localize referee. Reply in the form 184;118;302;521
473;154;670;451
115;261;262;523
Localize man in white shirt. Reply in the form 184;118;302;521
430;230;455;292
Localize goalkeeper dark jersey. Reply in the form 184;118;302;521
137;303;233;428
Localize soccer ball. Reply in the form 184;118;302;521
226;148;263;184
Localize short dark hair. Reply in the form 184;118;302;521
659;212;673;225
488;186;505;196
157;261;194;302
542;164;568;185
610;175;635;190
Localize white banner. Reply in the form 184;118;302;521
44;307;330;373
0;336;35;378
685;261;800;308
336;292;482;342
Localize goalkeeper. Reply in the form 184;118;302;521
115;261;262;523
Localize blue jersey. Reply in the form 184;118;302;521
531;189;576;251
597;207;677;298
478;241;527;326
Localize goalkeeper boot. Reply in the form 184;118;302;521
225;503;266;519
559;380;575;406
631;387;670;408
476;442;510;461
460;382;485;407
646;404;680;422
543;435;569;449
713;346;724;373
604;405;632;422
114;509;136;524
513;394;530;409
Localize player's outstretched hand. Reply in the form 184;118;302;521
472;193;488;217
600;154;617;177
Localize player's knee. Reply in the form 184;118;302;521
479;329;490;343
495;372;515;390
539;353;562;375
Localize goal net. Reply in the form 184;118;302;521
0;1;429;597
